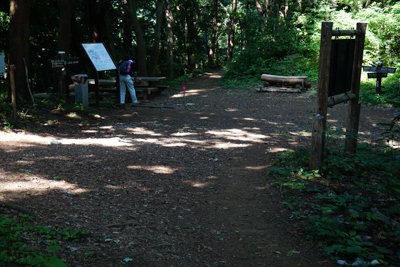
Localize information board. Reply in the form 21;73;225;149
0;52;4;76
81;43;116;71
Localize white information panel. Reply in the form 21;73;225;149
0;52;4;76
81;43;116;71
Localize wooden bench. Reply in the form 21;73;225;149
99;86;158;100
156;84;169;93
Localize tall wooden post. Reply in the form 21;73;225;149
58;51;66;100
345;23;367;154
10;65;17;120
310;22;333;170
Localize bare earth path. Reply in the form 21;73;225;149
0;71;395;266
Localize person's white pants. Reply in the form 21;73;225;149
120;74;137;104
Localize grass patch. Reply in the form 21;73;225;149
0;213;87;266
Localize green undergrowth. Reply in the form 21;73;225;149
268;144;400;266
0;93;111;131
0;213;87;266
359;70;400;107
220;54;319;90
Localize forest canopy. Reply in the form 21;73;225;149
0;0;399;103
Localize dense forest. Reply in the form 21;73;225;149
1;1;400;266
0;0;399;103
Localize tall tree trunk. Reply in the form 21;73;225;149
9;0;30;103
86;0;101;43
165;0;174;78
129;0;148;76
149;0;164;77
122;0;133;57
255;0;263;17
264;0;270;17
284;0;288;16
273;0;280;18
57;0;76;56
184;0;195;70
85;0;115;58
228;0;237;60
208;0;218;67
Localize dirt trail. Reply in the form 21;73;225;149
1;71;393;266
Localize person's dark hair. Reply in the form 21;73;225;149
130;57;136;61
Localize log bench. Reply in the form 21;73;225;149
261;74;311;88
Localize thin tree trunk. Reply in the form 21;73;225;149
85;0;114;58
165;0;174;78
149;0;164;77
129;0;148;76
264;0;270;17
273;0;280;18
57;0;76;56
184;0;195;70
255;0;263;17
9;0;30;103
86;0;101;43
284;0;288;16
208;0;218;67
228;0;237;60
122;0;133;57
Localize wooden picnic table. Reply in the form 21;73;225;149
87;77;168;101
88;77;166;86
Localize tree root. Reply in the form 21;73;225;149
0;201;38;219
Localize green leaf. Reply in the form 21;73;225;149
346;246;361;253
43;256;68;267
323;246;335;253
375;246;393;254
46;246;61;251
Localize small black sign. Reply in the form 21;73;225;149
379;67;396;74
362;66;396;74
362;66;377;72
368;73;387;79
50;59;64;68
49;58;80;68
65;58;80;65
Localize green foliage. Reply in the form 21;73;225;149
0;92;113;131
162;74;193;89
378;98;400;143
355;3;400;66
221;53;319;89
0;213;87;266
268;140;400;265
220;1;400;110
359;69;400;107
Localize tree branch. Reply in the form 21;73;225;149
0;201;38;219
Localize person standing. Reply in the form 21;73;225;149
119;56;138;104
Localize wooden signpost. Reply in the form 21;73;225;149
310;22;367;170
49;52;80;99
362;62;396;94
